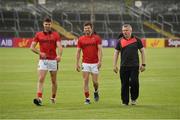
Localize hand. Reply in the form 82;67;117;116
40;52;46;59
113;66;118;73
56;56;61;62
76;64;81;72
97;62;102;70
140;65;145;72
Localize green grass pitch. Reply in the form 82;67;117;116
0;47;180;119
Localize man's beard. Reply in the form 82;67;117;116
44;27;51;32
84;31;91;35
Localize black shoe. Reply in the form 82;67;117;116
33;98;42;106
122;102;128;106
94;92;99;102
84;98;91;104
122;103;128;106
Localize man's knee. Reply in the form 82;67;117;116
39;76;45;83
93;80;98;85
51;79;57;85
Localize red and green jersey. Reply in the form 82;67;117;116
33;31;61;60
77;34;102;63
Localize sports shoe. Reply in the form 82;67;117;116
94;91;99;102
84;98;91;104
122;103;128;106
50;98;56;104
122;102;128;106
131;100;137;105
33;98;42;106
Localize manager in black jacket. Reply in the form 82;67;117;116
113;24;146;106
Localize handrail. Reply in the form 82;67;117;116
52;21;77;40
64;19;73;32
36;4;52;18
163;21;173;33
126;6;151;21
144;21;179;39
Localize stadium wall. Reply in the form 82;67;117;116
0;37;180;48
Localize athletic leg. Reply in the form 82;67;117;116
50;71;57;103
37;70;48;98
92;73;99;101
82;72;91;104
34;70;47;106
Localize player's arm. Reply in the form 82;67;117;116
76;47;81;72
97;44;103;69
139;47;146;72
56;41;63;62
30;41;46;58
30;41;39;54
113;49;120;73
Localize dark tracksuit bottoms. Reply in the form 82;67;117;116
120;66;139;104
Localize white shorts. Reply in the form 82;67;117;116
38;60;58;71
82;63;99;74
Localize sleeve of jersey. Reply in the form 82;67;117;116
33;33;39;42
55;32;61;42
97;35;102;45
115;40;121;50
137;38;143;49
77;38;81;48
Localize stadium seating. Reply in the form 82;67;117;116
0;0;179;38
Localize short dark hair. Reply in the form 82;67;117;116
83;21;93;28
43;17;52;22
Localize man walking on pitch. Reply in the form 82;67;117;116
30;17;63;106
113;24;146;106
76;21;103;104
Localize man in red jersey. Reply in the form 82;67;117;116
76;21;103;104
30;17;63;106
